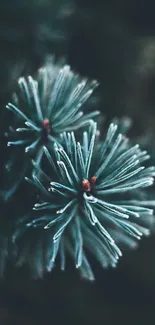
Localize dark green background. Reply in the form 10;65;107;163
1;0;155;324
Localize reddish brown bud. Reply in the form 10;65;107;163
43;118;50;130
90;176;97;185
82;179;91;192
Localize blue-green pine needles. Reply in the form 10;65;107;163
15;121;155;280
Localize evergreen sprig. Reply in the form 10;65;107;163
7;62;99;155
13;122;155;280
4;60;99;199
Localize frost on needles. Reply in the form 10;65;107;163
13;121;155;280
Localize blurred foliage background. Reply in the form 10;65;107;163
1;0;155;324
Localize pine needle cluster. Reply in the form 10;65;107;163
3;60;155;279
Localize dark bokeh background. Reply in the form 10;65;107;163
1;0;155;324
